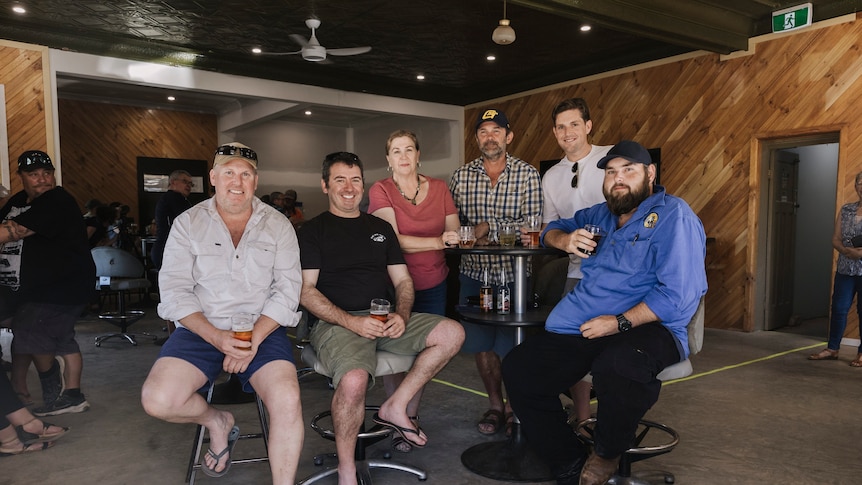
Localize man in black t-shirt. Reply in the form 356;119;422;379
298;152;464;484
150;170;193;269
0;150;95;416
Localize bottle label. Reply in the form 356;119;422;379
480;287;494;311
497;287;510;314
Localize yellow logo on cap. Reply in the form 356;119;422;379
644;213;658;228
482;110;499;120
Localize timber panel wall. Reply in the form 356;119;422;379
0;42;50;195
465;16;862;334
58;99;217;223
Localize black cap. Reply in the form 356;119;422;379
475;109;510;131
17;150;55;172
596;140;652;169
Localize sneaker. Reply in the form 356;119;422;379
33;391;90;416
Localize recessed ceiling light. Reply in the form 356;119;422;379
251;47;262;54
416;74;425;81
12;6;25;14
487;55;496;61
304;110;312;116
580;24;591;32
167;96;176;101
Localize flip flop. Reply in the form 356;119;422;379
200;425;239;478
372;413;426;449
391;416;420;453
15;421;69;445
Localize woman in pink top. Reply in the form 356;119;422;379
368;130;460;315
368;130;460;453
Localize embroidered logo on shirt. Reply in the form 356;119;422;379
371;233;386;243
644;213;659;228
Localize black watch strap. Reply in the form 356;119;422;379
616;313;633;332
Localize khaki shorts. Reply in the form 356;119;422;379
309;312;442;389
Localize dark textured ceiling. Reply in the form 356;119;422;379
1;0;860;106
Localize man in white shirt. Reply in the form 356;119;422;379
141;143;303;484
539;98;611;426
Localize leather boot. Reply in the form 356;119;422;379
578;452;620;485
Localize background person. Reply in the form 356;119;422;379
150;170;193;269
368;130;459;452
0;150;94;417
449;108;542;436
141;143;304;483
503;140;707;485
283;189;304;228
809;170;862;366
298;151;464;484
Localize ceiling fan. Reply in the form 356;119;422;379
262;18;371;62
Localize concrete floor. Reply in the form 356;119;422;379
2;310;859;485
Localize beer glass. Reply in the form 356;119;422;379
524;215;541;247
231;312;255;351
499;223;517;247
459;225;476;248
580;224;606;256
370;298;391;322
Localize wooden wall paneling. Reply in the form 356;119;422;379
463;15;862;336
58;99;217;225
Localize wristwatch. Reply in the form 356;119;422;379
616;314;633;333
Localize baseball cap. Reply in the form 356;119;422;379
596;140;652;169
475;109;510;131
284;189;297;200
17;150;55;172
213;142;258;169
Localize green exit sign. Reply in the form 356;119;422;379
772;3;813;33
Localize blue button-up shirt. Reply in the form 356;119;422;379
541;185;707;359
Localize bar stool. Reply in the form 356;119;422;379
297;344;427;485
186;383;270;484
573;297;705;485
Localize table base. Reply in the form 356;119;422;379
461;425;553;482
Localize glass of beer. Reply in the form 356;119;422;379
499;223;517;247
524;215;541;247
580;224;606;256
459;225;476;248
231;312;255;351
370;298;391;322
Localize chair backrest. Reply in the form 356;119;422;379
687;296;706;356
91;247;145;278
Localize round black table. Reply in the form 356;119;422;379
446;245;564;482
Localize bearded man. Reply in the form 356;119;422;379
501;140;707;485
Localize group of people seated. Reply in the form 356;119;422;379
0;97;706;485
136;97;706;485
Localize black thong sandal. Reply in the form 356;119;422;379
373;413;426;448
391;416;420;453
201;425;239;478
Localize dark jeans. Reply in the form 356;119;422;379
502;323;680;472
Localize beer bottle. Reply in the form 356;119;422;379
480;267;494;312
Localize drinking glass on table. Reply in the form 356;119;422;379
499;223;518;247
230;312;256;351
370;298;391;322
459;225;477;248
579;224;606;256
524;215;541;247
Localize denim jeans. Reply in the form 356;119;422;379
413;280;447;316
828;272;862;352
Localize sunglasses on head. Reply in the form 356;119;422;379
215;145;258;162
571;162;579;188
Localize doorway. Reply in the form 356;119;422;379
755;133;839;332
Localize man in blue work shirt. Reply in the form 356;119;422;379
502;140;707;485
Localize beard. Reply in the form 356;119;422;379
604;174;652;216
480;140;505;160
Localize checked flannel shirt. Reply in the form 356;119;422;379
448;154;543;283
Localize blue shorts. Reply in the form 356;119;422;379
158;327;295;394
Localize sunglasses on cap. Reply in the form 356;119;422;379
215;145;258;162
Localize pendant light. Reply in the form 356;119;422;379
492;0;516;45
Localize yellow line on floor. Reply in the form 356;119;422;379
431;341;827;398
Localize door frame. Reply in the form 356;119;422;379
750;127;843;331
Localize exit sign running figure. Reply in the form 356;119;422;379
772;3;813;33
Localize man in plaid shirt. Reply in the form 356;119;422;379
449;108;542;436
